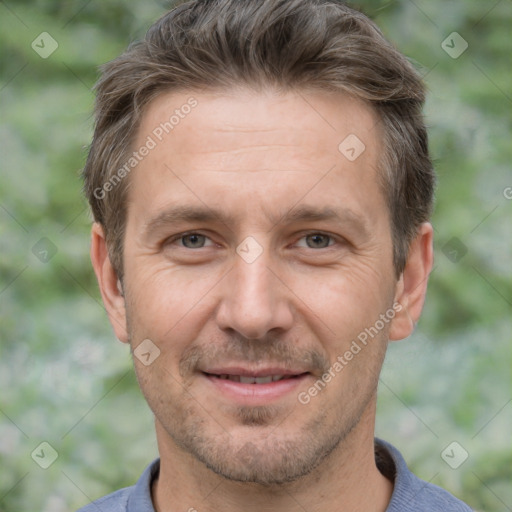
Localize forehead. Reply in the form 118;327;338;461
127;87;385;230
138;87;379;162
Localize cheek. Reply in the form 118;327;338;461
124;247;393;359
125;263;220;354
292;263;388;337
127;258;215;313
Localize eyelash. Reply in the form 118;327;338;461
165;231;342;250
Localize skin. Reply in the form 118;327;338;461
91;87;433;512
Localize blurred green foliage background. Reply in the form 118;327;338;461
1;0;511;511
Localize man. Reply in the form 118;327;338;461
79;0;473;510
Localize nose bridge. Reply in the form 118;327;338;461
215;235;292;339
235;239;273;298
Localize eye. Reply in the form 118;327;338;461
296;232;337;249
165;231;340;251
167;232;215;249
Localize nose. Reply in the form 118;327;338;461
215;243;294;340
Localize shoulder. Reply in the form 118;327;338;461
376;439;474;512
75;487;131;512
74;458;160;512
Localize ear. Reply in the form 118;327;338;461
389;222;434;341
90;222;129;343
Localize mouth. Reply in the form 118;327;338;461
201;368;311;404
204;373;306;383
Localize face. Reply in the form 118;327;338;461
107;88;404;484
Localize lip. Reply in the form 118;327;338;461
202;371;311;405
203;366;307;378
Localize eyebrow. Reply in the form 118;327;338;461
143;203;369;238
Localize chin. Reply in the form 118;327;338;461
198;438;329;485
173;413;348;486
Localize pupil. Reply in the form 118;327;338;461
185;234;203;248
310;234;328;248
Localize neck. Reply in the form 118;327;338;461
152;398;393;512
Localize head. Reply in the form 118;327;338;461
85;0;434;486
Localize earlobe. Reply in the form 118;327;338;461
90;222;129;343
389;222;434;342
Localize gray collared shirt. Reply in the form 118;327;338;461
76;438;473;511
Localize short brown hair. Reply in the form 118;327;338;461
83;0;435;281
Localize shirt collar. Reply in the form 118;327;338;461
126;439;413;511
126;457;160;512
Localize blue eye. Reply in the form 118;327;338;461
163;232;210;249
166;232;338;250
297;233;334;249
175;233;212;249
301;233;333;249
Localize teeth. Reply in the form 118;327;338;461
216;374;288;383
255;376;273;384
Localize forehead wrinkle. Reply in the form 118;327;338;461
208;126;285;133
190;168;313;173
178;144;306;156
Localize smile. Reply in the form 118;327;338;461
201;371;311;404
206;373;298;383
